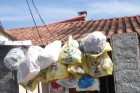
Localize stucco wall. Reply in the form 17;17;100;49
0;31;11;41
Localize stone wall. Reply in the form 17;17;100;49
111;32;140;93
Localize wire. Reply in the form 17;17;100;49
25;0;44;45
0;21;2;26
31;0;51;33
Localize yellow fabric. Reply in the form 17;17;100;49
86;52;113;77
59;35;83;64
46;62;69;82
19;78;37;91
85;42;112;59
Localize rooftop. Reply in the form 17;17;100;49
6;15;140;45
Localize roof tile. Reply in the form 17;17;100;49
6;15;140;45
130;17;140;29
96;19;105;31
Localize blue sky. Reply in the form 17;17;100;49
0;0;140;29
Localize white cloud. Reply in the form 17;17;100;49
87;1;140;19
1;16;30;21
0;5;27;15
0;5;30;21
0;4;78;28
0;5;77;23
34;6;78;23
1;0;140;29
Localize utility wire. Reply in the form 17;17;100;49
25;0;44;45
31;0;51;33
0;21;2;26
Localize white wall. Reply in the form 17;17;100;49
0;31;11;41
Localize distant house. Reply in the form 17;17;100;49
2;14;140;93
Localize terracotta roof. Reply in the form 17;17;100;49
6;15;140;45
51;15;85;24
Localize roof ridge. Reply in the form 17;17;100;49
50;15;85;24
6;21;89;31
6;15;85;30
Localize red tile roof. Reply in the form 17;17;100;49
51;15;85;24
6;15;140;45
